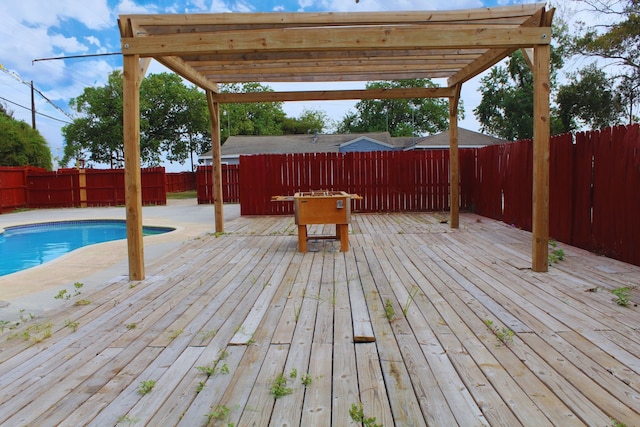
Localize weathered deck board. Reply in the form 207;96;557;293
1;212;640;426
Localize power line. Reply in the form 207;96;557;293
0;95;72;124
32;52;121;64
0;64;74;121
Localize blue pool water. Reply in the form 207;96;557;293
0;220;174;277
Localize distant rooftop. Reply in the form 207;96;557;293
199;129;506;161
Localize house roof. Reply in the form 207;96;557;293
199;129;504;159
207;132;395;157
413;128;506;149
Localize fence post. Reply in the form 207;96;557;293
79;168;87;208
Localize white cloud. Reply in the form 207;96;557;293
302;0;483;12
85;36;102;48
50;34;89;53
232;0;256;12
209;0;232;12
115;0;155;14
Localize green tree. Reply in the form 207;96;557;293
281;108;329;134
219;83;287;143
173;85;211;171
474;38;567;140
556;63;623;131
62;70;125;167
336;79;452;137
570;0;639;123
61;71;211;168
0;104;52;169
140;73;210;169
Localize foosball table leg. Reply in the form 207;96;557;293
298;224;307;252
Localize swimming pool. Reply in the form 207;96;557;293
0;220;174;277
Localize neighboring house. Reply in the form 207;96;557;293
411;128;506;150
198;129;505;166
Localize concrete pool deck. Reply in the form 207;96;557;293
0;199;239;321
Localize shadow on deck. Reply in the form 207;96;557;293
1;213;639;426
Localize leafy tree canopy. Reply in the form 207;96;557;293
571;0;639;71
474;23;568;140
336;79;455;137
556;63;623;131
570;0;639;123
61;75;333;169
0;104;53;169
218;84;330;143
281;108;329;135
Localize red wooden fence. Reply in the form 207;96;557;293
0;167;166;211
196;165;240;204
166;172;196;193
27;168;80;208
471;125;640;267
0;166;38;213
238;151;467;215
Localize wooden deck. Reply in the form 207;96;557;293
1;212;639;427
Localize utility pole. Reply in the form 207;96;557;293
30;80;36;129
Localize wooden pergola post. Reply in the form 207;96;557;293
122;54;145;280
532;42;551;272
206;91;224;233
449;84;462;229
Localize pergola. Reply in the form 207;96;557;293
118;3;553;280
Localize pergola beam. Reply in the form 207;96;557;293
121;26;549;57
213;87;456;104
123;4;544;28
156;56;219;93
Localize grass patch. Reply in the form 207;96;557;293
166;190;197;199
611;287;631;307
138;379;156;395
484;319;515;346
349;402;382;427
270;373;293;399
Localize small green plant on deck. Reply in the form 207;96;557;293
402;286;419;317
65;319;79;332
300;373;313;387
548;240;565;265
55;282;84;301
349;402;383;427
138;379;156;395
9;321;53;343
611;287;631;307
195;348;231;379
294;303;301;323
199;329;217;340
384;298;395;321
270;373;293;399
205;405;230;423
168;329;183;340
1;310;36;335
117;415;141;425
611;419;628;427
484;319;515;346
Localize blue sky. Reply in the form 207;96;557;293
1;0;543;170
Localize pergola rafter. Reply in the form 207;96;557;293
119;3;553;280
